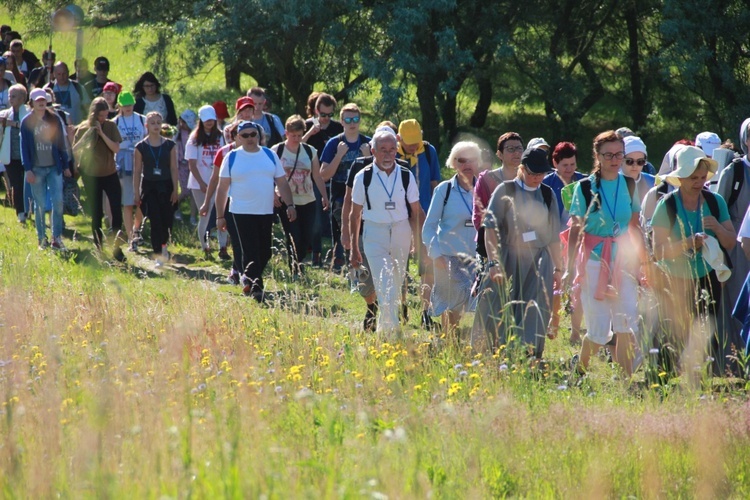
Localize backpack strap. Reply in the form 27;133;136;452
663;191;678;231
363;165;412;217
656;181;669;199
301;143;313;161
727;158;745;208
261;146;277;165
227;150;237;176
363;165;374;210
540;183;553;210
579;178;596;213
624;176;636;202
400;166;412;218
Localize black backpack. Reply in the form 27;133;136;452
725;158;746;208
579;175;636;215
264;112;284;147
362;164;413;218
661;188;733;269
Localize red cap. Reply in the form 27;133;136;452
235;96;255;112
212;100;230;120
102;81;122;94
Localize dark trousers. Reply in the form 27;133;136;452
82;172;122;248
278;201;316;271
141;179;175;254
231;213;274;294
311;183;325;254
330;182;346;261
224;200;241;274
6;159;25;215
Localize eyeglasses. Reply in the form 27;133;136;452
317;112;334;118
456;157;477;164
625;158;647;166
342;116;360;124
143;83;156;88
503;146;523;153
600;151;625;161
239;131;258;139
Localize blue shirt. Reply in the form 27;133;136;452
422;176;477;258
569;174;640;260
397;143;441;212
321;133;371;185
543;171;586;226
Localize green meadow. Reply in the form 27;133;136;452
2;15;750;499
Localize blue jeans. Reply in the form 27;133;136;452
29;166;63;242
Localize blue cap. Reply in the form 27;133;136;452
237;121;262;134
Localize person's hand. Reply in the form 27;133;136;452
336;141;348;158
199;181;207;193
94;121;103;135
553;269;562;292
701;216;720;232
286;205;297;222
273;196;282;208
489;266;504;284
216;217;227;231
434;256;448;270
63;168;71;178
133;194;141;207
170;189;178;204
692;232;706;250
25;170;35;184
308;122;320;136
321;197;330;211
350;247;362;268
562;269;573;290
359;143;371;157
199;202;209;217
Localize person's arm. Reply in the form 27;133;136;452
349;203;364;267
472;174;488;231
421;185;444;267
95;122;120;154
133;147;143;207
702;216;737;251
311;155;329;210
188;158;206;192
485;226;505;283
215;177;231;232
319;141;348;181
742;237;750;261
169;144;179;204
409;201;424;253
652;224;700;260
341;186;353;251
302;121;319;143
275;176;297;222
200;163;221;215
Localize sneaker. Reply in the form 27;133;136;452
227;270;241;285
133;230;144;245
218;247;231;261
38;237;49;250
128;241;138;252
160;245;170;261
50;237;66;251
18;213;26;224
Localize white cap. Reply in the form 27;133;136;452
198;105;217;123
527;137;549;150
695;131;721;158
623;136;647;156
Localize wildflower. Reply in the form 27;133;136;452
385;359;396;368
438;377;447;385
385;373;397;382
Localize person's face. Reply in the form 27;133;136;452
9;45;22;60
496;139;523;169
8;89;25;108
622;152;647;179
316;104;335;126
237;106;253;121
341;111;360;133
96;109;109;123
250;93;265;109
44;56;55;68
146;114;163;134
401;141;419;155
520;166;546;188
237;127;260;148
452;150;480;180
143;81;157;96
373;136;398;169
53;65;69;84
286;129;304;145
120;104;134;116
202;119;215;132
682;164;709;195
96;68;109;78
102;91;117;106
32;98;47;112
554;156;577;182
597;140;625;174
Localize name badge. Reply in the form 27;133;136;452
153;168;162;176
385;201;396;210
522;231;537;243
464;219;473;227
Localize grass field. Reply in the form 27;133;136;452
2;195;750;497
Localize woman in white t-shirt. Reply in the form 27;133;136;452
186;105;226;258
272;115;329;275
215;121;296;302
113;90;147;250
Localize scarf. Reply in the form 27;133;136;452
398;141;425;168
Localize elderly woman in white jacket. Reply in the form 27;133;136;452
0;83;28;222
422;141;481;333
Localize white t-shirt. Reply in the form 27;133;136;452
737;203;750;240
351;164;419;224
277;143;318;206
219;147;285;215
114;113;147;173
186;135;225;189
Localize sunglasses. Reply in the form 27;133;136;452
342;116;360;124
456;157;477;164
625;158;647;166
239;131;258;139
317;112;335;118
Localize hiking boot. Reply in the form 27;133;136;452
227;269;241;285
133;230;144;245
218;247;231;261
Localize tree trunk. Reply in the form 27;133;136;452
441;93;458;145
625;3;646;129
225;64;241;92
470;74;492;129
416;80;441;150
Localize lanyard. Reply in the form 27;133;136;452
455;176;475;216
599;175;620;234
148;138;163;171
677;191;702;235
376;168;398;201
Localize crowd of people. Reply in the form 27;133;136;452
4;26;750;379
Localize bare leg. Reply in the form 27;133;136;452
615;332;635;377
